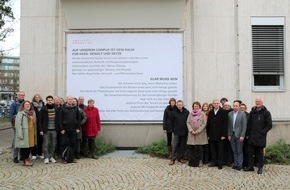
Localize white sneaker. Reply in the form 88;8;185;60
31;156;37;160
38;155;44;159
50;157;57;163
199;160;203;167
44;158;49;164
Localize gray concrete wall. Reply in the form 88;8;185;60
20;0;290;147
98;122;290;147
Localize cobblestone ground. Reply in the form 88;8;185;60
0;150;289;190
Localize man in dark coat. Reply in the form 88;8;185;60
163;98;177;159
169;100;189;165
59;96;81;163
244;97;272;174
207;99;228;169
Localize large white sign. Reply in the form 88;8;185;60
67;33;183;121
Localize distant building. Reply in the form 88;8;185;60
0;56;19;100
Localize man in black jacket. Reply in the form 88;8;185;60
163;98;177;159
39;95;59;164
207;99;228;169
244;97;272;174
169;100;189;165
59;96;81;163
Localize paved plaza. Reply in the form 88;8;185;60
0;147;290;190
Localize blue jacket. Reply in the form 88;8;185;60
9;99;23;123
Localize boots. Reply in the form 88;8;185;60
89;139;97;159
168;146;172;159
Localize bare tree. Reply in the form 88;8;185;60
0;0;15;42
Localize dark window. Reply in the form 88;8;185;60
252;25;284;87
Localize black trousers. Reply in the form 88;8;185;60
189;145;203;163
20;148;31;160
203;144;211;164
210;140;225;166
61;131;76;159
31;131;43;156
243;138;249;167
224;140;234;164
166;132;173;146
248;144;264;169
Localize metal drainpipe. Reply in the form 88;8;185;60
235;0;240;100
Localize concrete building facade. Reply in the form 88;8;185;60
20;0;290;147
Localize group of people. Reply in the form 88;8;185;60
163;97;272;175
9;91;101;166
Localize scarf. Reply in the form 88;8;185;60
191;109;202;129
33;101;43;112
24;109;36;123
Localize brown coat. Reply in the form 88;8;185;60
186;112;208;145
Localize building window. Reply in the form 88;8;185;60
251;17;285;90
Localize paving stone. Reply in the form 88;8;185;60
0;149;289;189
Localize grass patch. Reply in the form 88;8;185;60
265;139;290;165
136;139;168;158
95;138;116;156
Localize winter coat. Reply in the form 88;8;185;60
206;108;228;141
248;106;272;147
32;101;44;132
163;105;177;132
9;99;23;125
187;111;208;145
58;104;80;132
38;105;60;133
15;111;37;148
172;107;189;136
77;108;87;139
83;106;101;137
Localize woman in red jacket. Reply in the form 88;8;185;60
83;99;101;159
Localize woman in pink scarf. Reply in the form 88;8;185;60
186;101;208;167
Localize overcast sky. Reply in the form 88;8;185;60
0;0;20;56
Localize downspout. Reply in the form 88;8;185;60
234;0;240;100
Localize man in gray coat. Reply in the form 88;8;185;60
228;100;247;171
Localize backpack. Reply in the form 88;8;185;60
62;146;74;163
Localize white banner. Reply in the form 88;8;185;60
67;33;183;121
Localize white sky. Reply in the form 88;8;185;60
0;0;20;56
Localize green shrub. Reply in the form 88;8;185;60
95;138;116;156
265;139;290;164
136;139;168;158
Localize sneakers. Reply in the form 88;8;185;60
31;156;37;160
38;155;44;159
50;157;57;163
44;158;49;164
199;161;203;167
